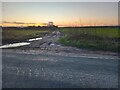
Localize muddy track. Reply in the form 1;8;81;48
16;30;118;59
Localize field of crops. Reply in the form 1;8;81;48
2;28;50;44
60;27;119;38
59;27;119;52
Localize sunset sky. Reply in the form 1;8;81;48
2;2;118;27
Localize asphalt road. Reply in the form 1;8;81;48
2;49;118;88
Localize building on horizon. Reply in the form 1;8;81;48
47;22;54;27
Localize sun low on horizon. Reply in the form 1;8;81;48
2;2;118;27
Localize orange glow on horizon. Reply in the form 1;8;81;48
2;23;118;27
2;19;118;27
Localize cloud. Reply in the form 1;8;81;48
13;21;25;24
3;21;36;24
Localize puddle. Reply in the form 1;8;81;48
50;43;55;46
0;37;42;48
48;42;61;47
0;42;30;49
28;37;42;41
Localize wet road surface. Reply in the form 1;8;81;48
2;49;118;88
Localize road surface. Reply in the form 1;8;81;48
2;49;118;88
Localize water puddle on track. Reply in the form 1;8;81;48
0;37;43;49
28;37;42;41
0;42;30;49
